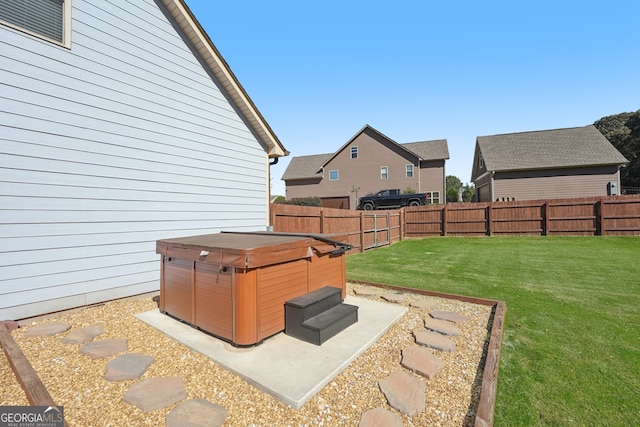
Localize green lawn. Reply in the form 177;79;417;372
346;236;640;426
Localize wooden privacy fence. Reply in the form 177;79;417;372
404;195;640;237
270;204;403;253
271;195;640;249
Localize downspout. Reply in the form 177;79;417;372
441;161;445;204
267;156;279;230
490;171;495;202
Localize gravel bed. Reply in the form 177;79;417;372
1;283;492;426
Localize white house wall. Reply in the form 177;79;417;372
0;0;270;319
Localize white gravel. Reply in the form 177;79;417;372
1;283;492;426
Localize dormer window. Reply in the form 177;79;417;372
351;146;358;159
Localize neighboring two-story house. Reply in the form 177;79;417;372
471;125;628;202
0;0;287;319
282;125;449;209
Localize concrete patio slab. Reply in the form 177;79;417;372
135;295;407;409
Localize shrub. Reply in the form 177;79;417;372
278;197;322;207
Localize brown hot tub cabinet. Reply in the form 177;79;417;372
156;232;354;346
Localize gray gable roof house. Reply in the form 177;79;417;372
471;125;628;202
282;125;449;209
0;0;287;320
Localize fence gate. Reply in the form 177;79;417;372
362;213;391;250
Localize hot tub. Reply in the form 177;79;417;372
155;232;350;346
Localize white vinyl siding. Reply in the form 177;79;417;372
0;0;270;319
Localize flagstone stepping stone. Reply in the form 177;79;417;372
62;325;105;344
105;353;155;381
166;398;228;427
24;322;71;337
413;329;456;352
429;310;471;324
359;407;403;427
79;338;127;359
401;345;444;379
381;293;406;304
424;317;461;336
0;320;19;331
353;287;378;297
124;377;186;412
378;369;425;416
410;299;440;311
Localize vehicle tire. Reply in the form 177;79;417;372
409;200;420;207
363;203;374;210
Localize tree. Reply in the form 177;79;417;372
446;175;462;202
461;182;475;202
594;109;640;188
446;175;475;202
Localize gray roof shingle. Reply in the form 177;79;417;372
402;140;450;161
281;153;331;180
477;125;628;172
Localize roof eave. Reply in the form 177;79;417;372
490;161;628;174
282;174;323;181
162;0;289;158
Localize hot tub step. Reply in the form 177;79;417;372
303;303;359;345
285;286;343;322
289;303;358;345
285;286;358;345
285;287;343;336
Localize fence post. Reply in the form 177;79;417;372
487;204;493;236
598;198;605;236
442;204;448;236
387;211;390;244
359;211;365;253
269;204;276;231
543;202;550;236
400;208;404;241
319;208;324;234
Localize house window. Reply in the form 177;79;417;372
479;155;484;169
406;164;414;178
351;146;358;159
329;170;339;181
426;191;440;204
380;166;388;180
0;0;71;47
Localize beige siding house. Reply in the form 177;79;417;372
282;125;449;209
471;125;628;202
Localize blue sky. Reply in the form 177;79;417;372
184;0;640;196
